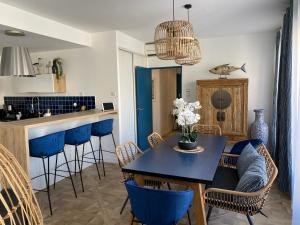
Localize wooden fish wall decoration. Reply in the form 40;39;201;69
209;63;246;79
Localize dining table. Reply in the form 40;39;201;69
122;133;228;225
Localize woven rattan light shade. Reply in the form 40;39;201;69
154;20;195;60
0;144;43;225
175;38;202;65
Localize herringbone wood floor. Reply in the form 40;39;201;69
36;163;291;225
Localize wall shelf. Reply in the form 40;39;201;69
12;74;66;93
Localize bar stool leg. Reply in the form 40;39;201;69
74;148;77;176
111;133;116;148
53;154;58;189
89;140;101;180
42;157;52;215
63;150;77;198
75;145;84;192
99;137;106;177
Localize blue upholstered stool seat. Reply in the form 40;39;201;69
29;131;77;215
60;123;101;193
91;118;116;177
29;131;65;157
91;118;114;137
65;124;92;145
125;180;193;225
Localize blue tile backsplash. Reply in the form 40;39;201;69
4;96;95;115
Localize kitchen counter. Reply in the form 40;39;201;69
0;109;117;173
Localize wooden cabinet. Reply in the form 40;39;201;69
196;79;248;143
13;74;66;93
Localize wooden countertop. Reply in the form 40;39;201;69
0;109;117;128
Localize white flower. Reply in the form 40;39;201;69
173;98;201;126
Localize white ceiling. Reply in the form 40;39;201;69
0;24;84;52
0;0;289;42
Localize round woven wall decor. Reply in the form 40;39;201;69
175;38;202;65
154;20;195;60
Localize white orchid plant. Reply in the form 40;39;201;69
173;98;201;143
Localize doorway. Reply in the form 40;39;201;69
152;68;181;138
135;66;182;150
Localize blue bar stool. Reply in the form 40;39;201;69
58;124;101;192
29;131;77;215
91;118;116;176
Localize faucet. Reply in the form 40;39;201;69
31;97;41;117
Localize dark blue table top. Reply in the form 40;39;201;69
122;134;228;184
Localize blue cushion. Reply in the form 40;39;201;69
230;139;263;155
237;143;260;178
236;156;267;192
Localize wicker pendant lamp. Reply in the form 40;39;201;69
176;4;202;65
154;0;195;60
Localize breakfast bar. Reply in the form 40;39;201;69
0;109;117;174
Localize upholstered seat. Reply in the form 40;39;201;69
65;124;92;145
206;167;239;191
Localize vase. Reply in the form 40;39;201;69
250;109;269;145
178;141;197;150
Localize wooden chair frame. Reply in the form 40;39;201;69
192;124;222;136
0;144;43;225
147;132;163;148
204;144;278;224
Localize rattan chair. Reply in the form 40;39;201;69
0;144;43;225
192;124;222;136
115;141;143;215
204;144;278;225
147;132;163;148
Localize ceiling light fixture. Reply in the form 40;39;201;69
175;4;202;65
4;30;25;37
154;0;195;60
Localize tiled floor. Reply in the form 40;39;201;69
37;163;291;225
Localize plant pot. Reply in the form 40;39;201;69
178;141;198;150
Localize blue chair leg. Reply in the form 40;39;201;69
246;213;254;225
99;137;106;176
53;154;58;189
187;210;192;225
63;150;77;198
42;157;52;215
120;195;129;215
89;140;101;180
207;206;213;222
75;145;84;192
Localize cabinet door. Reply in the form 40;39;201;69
197;79;248;142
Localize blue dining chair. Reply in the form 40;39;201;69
29;131;77;215
91;118;116;176
125;180;193;225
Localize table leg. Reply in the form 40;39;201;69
191;183;207;225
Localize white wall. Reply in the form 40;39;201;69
148;32;276;126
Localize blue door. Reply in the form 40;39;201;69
135;67;153;150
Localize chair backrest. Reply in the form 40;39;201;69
65;124;92;145
147;132;163;148
192;124;222;136
29;131;65;157
125;180;193;225
91;118;113;136
0;144;43;225
115;141;143;167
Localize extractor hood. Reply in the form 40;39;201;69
0;47;34;76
